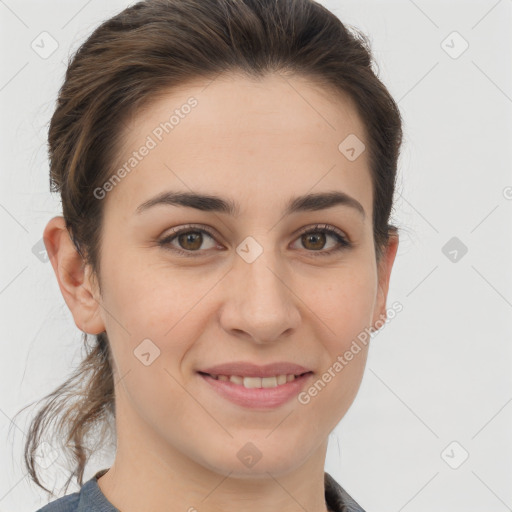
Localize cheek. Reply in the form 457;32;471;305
299;265;375;413
299;290;371;432
114;356;201;451
301;263;377;339
100;248;204;330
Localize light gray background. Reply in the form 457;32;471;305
1;0;511;511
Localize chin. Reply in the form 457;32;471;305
196;438;313;479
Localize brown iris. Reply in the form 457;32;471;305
178;231;203;250
301;232;326;251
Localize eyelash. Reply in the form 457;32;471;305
158;223;352;258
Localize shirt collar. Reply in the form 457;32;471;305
324;472;366;512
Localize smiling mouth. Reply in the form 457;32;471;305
197;371;312;389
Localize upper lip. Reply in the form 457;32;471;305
198;362;313;378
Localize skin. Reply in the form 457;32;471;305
44;72;399;512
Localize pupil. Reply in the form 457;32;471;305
304;233;325;250
180;232;202;250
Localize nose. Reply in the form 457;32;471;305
218;247;301;345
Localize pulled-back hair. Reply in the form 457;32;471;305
14;0;402;498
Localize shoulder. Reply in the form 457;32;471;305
34;491;80;512
324;471;366;512
33;469;111;512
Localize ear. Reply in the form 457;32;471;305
43;216;105;335
371;230;399;331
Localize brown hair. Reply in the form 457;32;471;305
14;0;403;497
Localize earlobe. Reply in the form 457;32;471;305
371;231;399;330
43;216;106;335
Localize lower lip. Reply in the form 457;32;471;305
198;372;313;409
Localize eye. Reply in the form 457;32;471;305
158;224;219;257
291;223;351;257
158;223;352;257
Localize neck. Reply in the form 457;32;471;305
97;398;330;512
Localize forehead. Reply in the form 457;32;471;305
104;72;373;220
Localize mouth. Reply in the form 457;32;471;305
196;370;314;409
197;371;312;389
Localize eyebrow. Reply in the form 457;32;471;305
135;190;365;219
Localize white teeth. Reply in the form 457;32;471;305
210;374;301;388
261;376;277;388
277;374;287;385
244;376;264;388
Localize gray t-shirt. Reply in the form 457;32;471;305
36;469;365;512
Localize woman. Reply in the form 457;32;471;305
20;0;403;510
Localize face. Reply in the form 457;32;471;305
50;72;398;479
